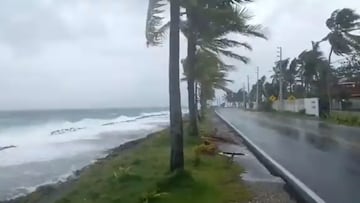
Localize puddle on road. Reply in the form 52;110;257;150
217;143;283;183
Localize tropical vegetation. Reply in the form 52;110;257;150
43;126;249;203
146;0;266;171
226;8;360;117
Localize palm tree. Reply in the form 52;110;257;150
263;82;276;98
298;46;324;97
147;0;266;137
297;44;330;115
316;8;360;111
336;53;360;82
286;58;298;94
168;0;184;171
191;50;233;117
146;0;183;171
183;1;266;136
271;58;289;89
249;75;266;102
318;8;360;63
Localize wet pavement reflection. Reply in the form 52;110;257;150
217;108;360;203
305;132;339;152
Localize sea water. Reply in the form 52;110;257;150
0;108;170;200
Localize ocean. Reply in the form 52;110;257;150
0;108;170;200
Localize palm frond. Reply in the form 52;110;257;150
212;38;252;50
344;32;360;51
323;8;360;56
336;8;360;30
216;49;250;64
220;63;236;71
241;25;267;39
215;7;267;39
145;0;168;46
328;32;353;55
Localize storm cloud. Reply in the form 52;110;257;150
0;0;358;109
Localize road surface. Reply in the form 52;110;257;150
217;108;360;203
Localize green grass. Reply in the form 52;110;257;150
54;126;251;203
328;112;360;127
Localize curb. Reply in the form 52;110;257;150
215;110;326;203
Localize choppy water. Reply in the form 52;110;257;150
0;108;170;200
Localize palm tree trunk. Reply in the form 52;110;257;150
187;78;198;136
186;8;198;136
194;81;200;121
199;84;206;119
327;47;334;115
169;0;184;172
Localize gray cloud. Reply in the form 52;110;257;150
224;0;360;94
0;0;358;109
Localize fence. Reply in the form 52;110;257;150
272;98;320;117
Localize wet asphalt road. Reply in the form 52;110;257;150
217;108;360;203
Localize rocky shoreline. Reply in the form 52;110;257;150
0;132;158;203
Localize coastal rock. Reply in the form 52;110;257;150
50;128;84;135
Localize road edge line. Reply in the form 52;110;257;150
215;110;325;203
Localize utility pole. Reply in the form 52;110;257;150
247;75;250;109
256;66;259;109
277;46;283;111
243;83;246;109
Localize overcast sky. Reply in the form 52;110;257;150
0;0;359;110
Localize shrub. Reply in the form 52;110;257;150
193;141;217;167
298;109;306;115
140;191;169;203
249;102;254;109
113;166;142;182
194;143;217;156
258;101;273;112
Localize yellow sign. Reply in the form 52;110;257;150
269;95;277;102
288;95;296;102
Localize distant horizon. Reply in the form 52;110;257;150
0;106;192;112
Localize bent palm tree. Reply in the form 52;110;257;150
318;8;360;62
316;8;360;112
298;44;329;116
193;50;234;117
146;0;266;137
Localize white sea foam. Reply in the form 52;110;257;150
0;111;170;167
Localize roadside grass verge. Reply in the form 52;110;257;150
328;111;360;127
269;111;360;127
258;109;360;128
55;124;251;203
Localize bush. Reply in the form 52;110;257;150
298;109;306;115
112;166;142;182
258;101;273;112
249;102;254;109
193;141;218;166
193;143;217;156
341;100;353;110
319;98;330;118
